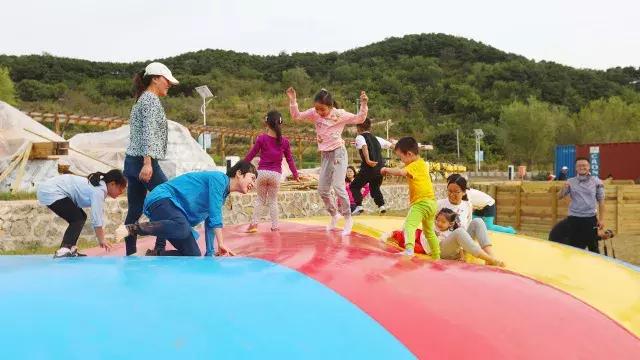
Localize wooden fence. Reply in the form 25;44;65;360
473;181;640;235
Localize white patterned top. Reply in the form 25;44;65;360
126;91;168;159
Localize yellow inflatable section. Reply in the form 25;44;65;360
290;215;640;337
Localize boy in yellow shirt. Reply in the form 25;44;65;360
381;137;440;259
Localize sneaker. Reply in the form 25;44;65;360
351;206;364;216
246;224;258;233
145;249;162;256
71;247;87;257
270;227;279;232
54;247;73;258
379;205;387;214
53;247;85;258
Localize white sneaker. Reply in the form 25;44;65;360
115;225;129;242
342;216;353;236
379;205;387;214
351;206;364;215
326;214;340;231
53;247;72;258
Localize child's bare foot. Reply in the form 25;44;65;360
486;257;505;267
326;214;340;231
341;216;353;236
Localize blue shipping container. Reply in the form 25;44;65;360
555;145;576;179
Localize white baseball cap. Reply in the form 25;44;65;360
561;166;568;170
144;62;179;85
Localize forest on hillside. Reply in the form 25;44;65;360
1;33;639;167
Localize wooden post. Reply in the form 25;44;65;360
551;185;558;225
515;185;522;230
220;133;226;162
297;138;304;165
489;185;497;222
617;186;624;234
54;114;61;135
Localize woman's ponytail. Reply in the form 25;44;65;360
266;110;283;144
88;169;126;187
133;70;152;100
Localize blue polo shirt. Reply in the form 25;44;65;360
144;171;230;255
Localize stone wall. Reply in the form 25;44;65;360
0;184;445;251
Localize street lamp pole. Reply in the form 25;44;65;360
195;85;214;151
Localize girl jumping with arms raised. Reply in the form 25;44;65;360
287;87;368;235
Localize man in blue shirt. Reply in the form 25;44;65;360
557;157;605;253
117;161;257;256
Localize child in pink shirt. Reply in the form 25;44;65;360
244;110;299;232
287;87;369;235
343;166;370;213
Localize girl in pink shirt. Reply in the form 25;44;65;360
244;110;299;232
287;87;368;235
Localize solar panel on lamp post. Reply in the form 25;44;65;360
195;85;214;151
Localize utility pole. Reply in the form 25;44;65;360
456;129;460;160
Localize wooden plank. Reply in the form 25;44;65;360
515;186;522;230
11;142;32;192
0;152;23;184
520;207;554;218
617;187;624;235
551;185;558;224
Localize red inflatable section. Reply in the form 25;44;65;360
87;222;640;358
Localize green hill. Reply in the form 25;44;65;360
1;33;639;166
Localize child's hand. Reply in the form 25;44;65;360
100;241;112;252
286;87;297;102
216;243;236;257
359;90;368;105
380;167;388;175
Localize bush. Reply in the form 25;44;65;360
16;79;67;101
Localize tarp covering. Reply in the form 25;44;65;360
69;120;216;179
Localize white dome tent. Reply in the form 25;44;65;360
69;120;216;179
0;101;111;192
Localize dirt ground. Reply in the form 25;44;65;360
519;231;640;266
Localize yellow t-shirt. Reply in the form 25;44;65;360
405;158;435;205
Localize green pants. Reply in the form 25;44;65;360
404;199;440;259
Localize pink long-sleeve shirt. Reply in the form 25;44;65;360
289;101;368;152
244;134;299;179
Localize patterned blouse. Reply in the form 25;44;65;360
126;91;168;160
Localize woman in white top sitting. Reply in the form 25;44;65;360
437;175;500;261
37;170;127;258
447;174;516;234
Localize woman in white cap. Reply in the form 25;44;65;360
123;62;179;256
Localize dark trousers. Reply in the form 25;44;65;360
549;216;599;253
350;170;385;207
136;199;201;256
123;155;168;255
48;197;87;248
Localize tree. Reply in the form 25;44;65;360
574;97;640;143
281;67;313;97
0;67;17;105
500;97;568;165
16;80;67;101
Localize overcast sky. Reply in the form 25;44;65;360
1;0;638;70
